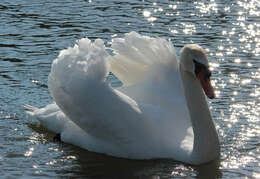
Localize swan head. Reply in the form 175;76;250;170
180;44;215;99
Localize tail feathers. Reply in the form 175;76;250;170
24;103;66;134
24;104;38;115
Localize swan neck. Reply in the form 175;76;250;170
180;64;220;164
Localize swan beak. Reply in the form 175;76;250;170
198;72;215;99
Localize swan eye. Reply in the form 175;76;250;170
203;70;212;81
193;60;211;80
206;71;211;78
193;59;204;76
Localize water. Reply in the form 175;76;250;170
0;0;259;178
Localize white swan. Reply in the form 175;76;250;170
25;32;220;165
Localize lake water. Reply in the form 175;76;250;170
0;0;259;178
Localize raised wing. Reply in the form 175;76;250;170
48;37;145;141
109;31;178;86
109;32;185;107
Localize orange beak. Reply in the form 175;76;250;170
198;71;215;99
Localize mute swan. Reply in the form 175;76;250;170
25;32;220;165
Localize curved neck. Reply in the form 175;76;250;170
180;64;220;164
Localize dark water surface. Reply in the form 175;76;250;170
0;0;259;178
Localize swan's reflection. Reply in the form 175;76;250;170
59;143;221;178
195;159;221;179
29;123;221;178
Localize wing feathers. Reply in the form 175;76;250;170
109;32;178;85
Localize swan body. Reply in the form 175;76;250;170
25;32;220;165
